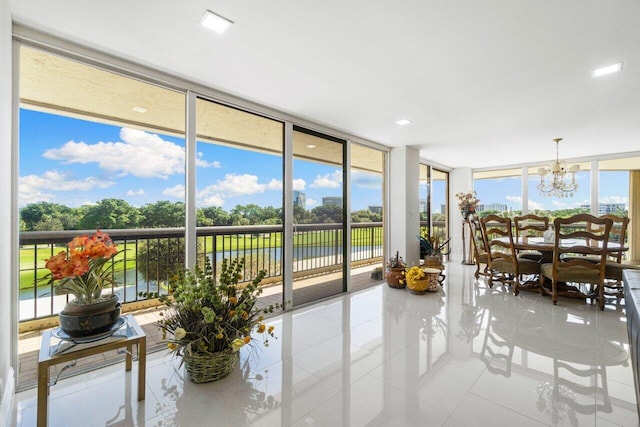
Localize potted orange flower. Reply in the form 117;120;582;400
44;230;122;337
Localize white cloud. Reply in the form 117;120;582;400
202;174;267;197
310;170;342;189
162;184;185;200
263;178;305;191
19;170;114;206
307;198;318;207
293;178;306;191
43;128;218;179
199;195;226;207
528;200;545;210
352;170;382;189
266;179;282;190
126;188;145;196
195;174;285;207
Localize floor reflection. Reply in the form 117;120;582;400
11;263;638;426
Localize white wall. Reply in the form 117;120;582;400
0;0;15;424
389;146;421;267
449;168;473;263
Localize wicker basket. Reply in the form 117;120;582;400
385;267;406;288
184;348;239;383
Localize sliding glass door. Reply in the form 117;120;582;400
292;127;346;306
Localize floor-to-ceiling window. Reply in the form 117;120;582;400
291;127;346;306
17;45;187;388
420;164;450;246
350;143;385;286
195;97;285;305
598;157;639;259
473;168;522;218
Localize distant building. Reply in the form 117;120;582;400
293;191;306;209
440;204;446;215
368;205;382;214
477;203;508;213
322;196;342;207
579;203;626;214
419;198;428;212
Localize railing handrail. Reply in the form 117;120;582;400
19;222;390;245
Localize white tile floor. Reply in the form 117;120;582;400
11;263;639;426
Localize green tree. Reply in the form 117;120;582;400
293;205;315;224
78;199;142;229
139;201;185;228
198;206;231;226
20;202;74;231
312;204;343;223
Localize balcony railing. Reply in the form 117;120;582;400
19;222;385;323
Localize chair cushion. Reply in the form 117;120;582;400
518;251;543;262
492;258;539;275
540;262;601;284
605;263;640;281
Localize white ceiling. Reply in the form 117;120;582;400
10;0;640;169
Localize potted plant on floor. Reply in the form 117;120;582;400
421;234;450;270
385;251;407;288
43;230;122;338
157;256;282;383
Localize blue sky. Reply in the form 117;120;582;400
19;109;383;211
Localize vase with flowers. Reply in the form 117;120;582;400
44;230;122;337
385;251;407;288
455;191;480;219
157;256;282;383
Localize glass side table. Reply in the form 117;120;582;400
37;314;146;427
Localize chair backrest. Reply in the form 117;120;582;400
552;214;613;283
480;215;516;266
469;215;487;259
514;214;549;239
600;214;629;263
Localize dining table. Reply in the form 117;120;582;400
504;236;627;263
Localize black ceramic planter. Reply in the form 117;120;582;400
58;303;122;338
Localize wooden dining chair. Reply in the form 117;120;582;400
514;214;549;262
468;215;489;279
480;215;540;295
539;214;613;310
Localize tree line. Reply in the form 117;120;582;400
20;199;384;231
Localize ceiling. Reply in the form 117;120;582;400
10;0;640;169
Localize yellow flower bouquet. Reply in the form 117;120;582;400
405;266;439;293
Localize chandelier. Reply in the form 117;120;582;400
537;138;579;198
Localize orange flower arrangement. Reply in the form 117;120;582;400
44;231;119;304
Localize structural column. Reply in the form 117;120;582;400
388;146;420;267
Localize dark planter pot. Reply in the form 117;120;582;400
59;299;122;338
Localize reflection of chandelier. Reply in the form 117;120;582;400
537;138;579;198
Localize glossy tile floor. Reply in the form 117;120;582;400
11;263;639;426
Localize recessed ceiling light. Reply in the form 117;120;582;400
306;144;316;149
132;106;147;113
396;119;411;126
592;62;623;77
200;10;233;34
